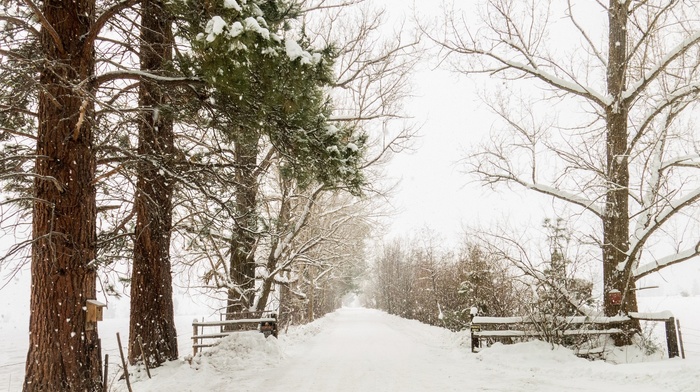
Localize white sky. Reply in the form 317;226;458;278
377;0;547;243
382;67;537;242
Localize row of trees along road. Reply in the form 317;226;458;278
367;232;527;331
366;224;596;346
428;0;700;344
0;0;418;390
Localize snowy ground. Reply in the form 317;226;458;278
2;297;700;391
116;307;699;392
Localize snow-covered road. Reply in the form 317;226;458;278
252;308;469;391
125;307;700;392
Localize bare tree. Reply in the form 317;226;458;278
264;180;373;320
431;0;700;343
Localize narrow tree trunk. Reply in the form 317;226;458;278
604;0;639;344
256;180;291;311
128;0;178;366
24;0;102;390
307;279;315;322
227;136;259;313
278;282;291;325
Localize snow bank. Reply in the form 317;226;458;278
115;331;284;392
476;340;584;365
114;313;337;391
196;330;284;370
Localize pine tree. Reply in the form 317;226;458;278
23;0;102;389
179;0;366;311
128;0;179;366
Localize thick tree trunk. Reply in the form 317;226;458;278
24;0;102;390
128;0;178;366
227;136;259;313
604;0;639;344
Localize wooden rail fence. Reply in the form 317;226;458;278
470;311;683;358
192;314;277;356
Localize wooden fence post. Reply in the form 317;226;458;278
665;317;679;358
137;336;152;378
193;319;198;357
676;319;686;359
103;354;109;392
116;333;133;392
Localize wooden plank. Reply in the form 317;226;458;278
193;344;217;349
473;328;623;337
193;318;275;327
471;316;530;324
191;332;235;340
472;316;632;325
575;347;605;355
221;311;266;317
473;330;544;337
561;328;623;336
559;316;628;325
628;311;674;321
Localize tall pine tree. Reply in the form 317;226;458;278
128;0;179;366
180;0;365;312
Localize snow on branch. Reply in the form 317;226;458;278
623;31;700;102
627;187;700;270
661;154;700;169
440;40;610;107
634;242;700;280
634;82;700;141
87;70;203;88
525;183;603;218
271;184;325;260
477;166;603;218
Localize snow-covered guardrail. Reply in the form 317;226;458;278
470;311;683;358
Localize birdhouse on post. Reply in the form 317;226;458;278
608;289;622;306
85;299;107;331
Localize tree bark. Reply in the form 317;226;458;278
604;0;639;343
226;136;259;313
24;0;102;390
128;0;178;366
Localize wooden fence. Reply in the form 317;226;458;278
470;311;683;358
191;314;277;356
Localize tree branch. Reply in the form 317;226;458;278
21;0;65;56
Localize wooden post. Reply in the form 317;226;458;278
193;319;198;356
97;338;102;387
676;319;686;359
137;336;152;378
469;308;479;353
116;333;133;392
470;325;481;353
103;354;109;392
665;317;679;358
